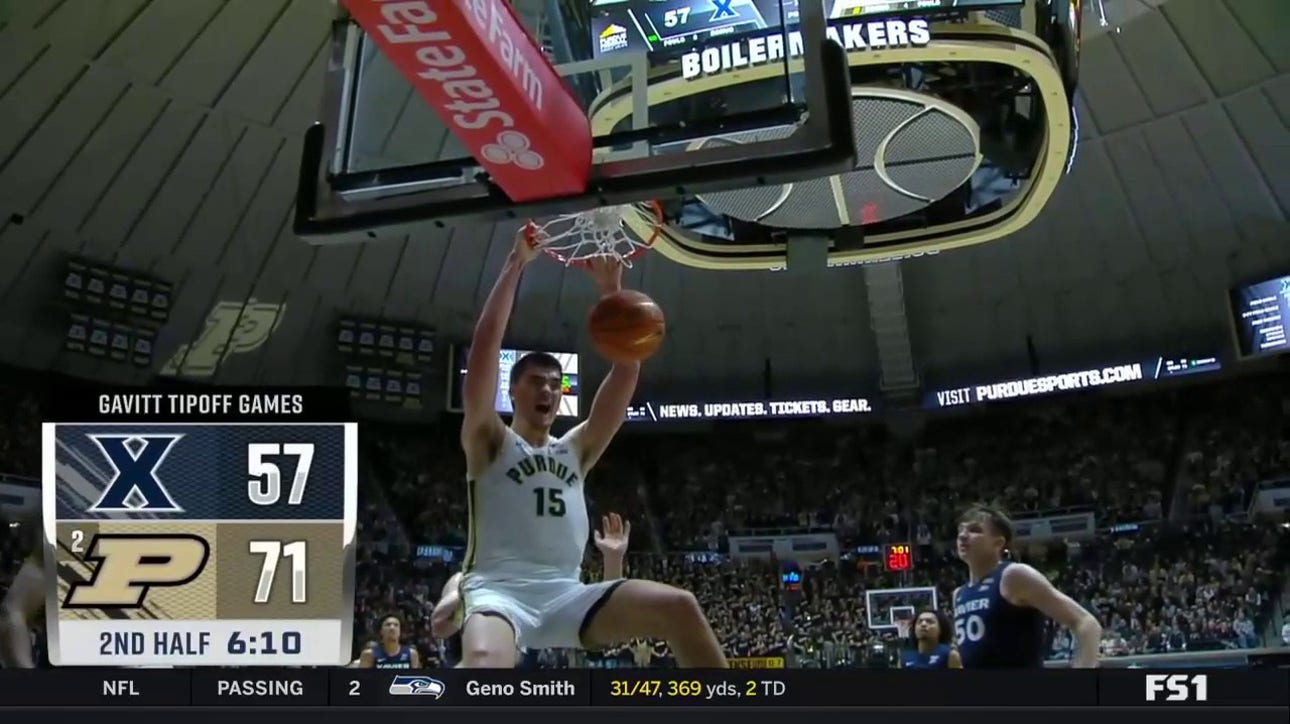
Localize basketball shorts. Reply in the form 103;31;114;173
458;574;626;651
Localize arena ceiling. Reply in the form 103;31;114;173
0;0;1287;401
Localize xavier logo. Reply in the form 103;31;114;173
63;534;210;608
711;0;737;20
87;435;184;513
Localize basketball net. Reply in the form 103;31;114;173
895;620;911;639
524;201;663;268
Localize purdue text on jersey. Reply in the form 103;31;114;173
42;422;359;667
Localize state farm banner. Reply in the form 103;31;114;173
343;0;591;202
728;533;838;561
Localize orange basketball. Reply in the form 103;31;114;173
587;290;665;363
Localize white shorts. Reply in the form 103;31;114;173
458;574;625;651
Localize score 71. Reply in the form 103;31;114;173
248;443;314;506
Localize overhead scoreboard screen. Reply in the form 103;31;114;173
42;392;357;667
1230;273;1290;358
589;0;1025;57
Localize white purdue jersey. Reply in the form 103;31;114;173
464;427;589;581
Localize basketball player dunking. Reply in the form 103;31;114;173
353;614;421;669
1;514;43;668
953;506;1102;668
454;234;726;668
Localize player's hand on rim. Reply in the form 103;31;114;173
512;224;543;265
584;254;623;295
593;513;630;556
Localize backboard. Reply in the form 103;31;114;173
294;0;857;244
295;1;1080;272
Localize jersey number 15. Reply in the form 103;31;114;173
534;488;566;517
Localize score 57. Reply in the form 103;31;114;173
248;443;314;506
663;6;691;27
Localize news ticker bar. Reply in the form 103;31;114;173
0;669;1283;708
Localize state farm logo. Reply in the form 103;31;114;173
365;1;544;133
481;131;544;170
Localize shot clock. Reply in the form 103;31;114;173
42;419;357;666
884;543;914;572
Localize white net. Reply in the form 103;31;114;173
525;202;660;268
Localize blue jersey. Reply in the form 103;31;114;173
901;643;952;669
953;561;1045;669
371;643;414;669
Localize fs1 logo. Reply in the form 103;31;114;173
1145;674;1208;702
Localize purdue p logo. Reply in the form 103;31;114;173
63;534;210;608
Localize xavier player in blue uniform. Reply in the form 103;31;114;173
953;506;1102;668
355;614;421;669
899;609;960;669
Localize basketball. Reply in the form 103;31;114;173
587;290;665;363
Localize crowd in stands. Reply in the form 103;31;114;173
357;376;1289;667
0;373;1288;669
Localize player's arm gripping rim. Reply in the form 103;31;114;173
461;232;540;477
1001;563;1102;668
568;257;641;473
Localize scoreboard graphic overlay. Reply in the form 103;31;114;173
41;422;358;667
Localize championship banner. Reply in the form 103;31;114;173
730;657;786;669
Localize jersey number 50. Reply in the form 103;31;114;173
955;614;985;644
